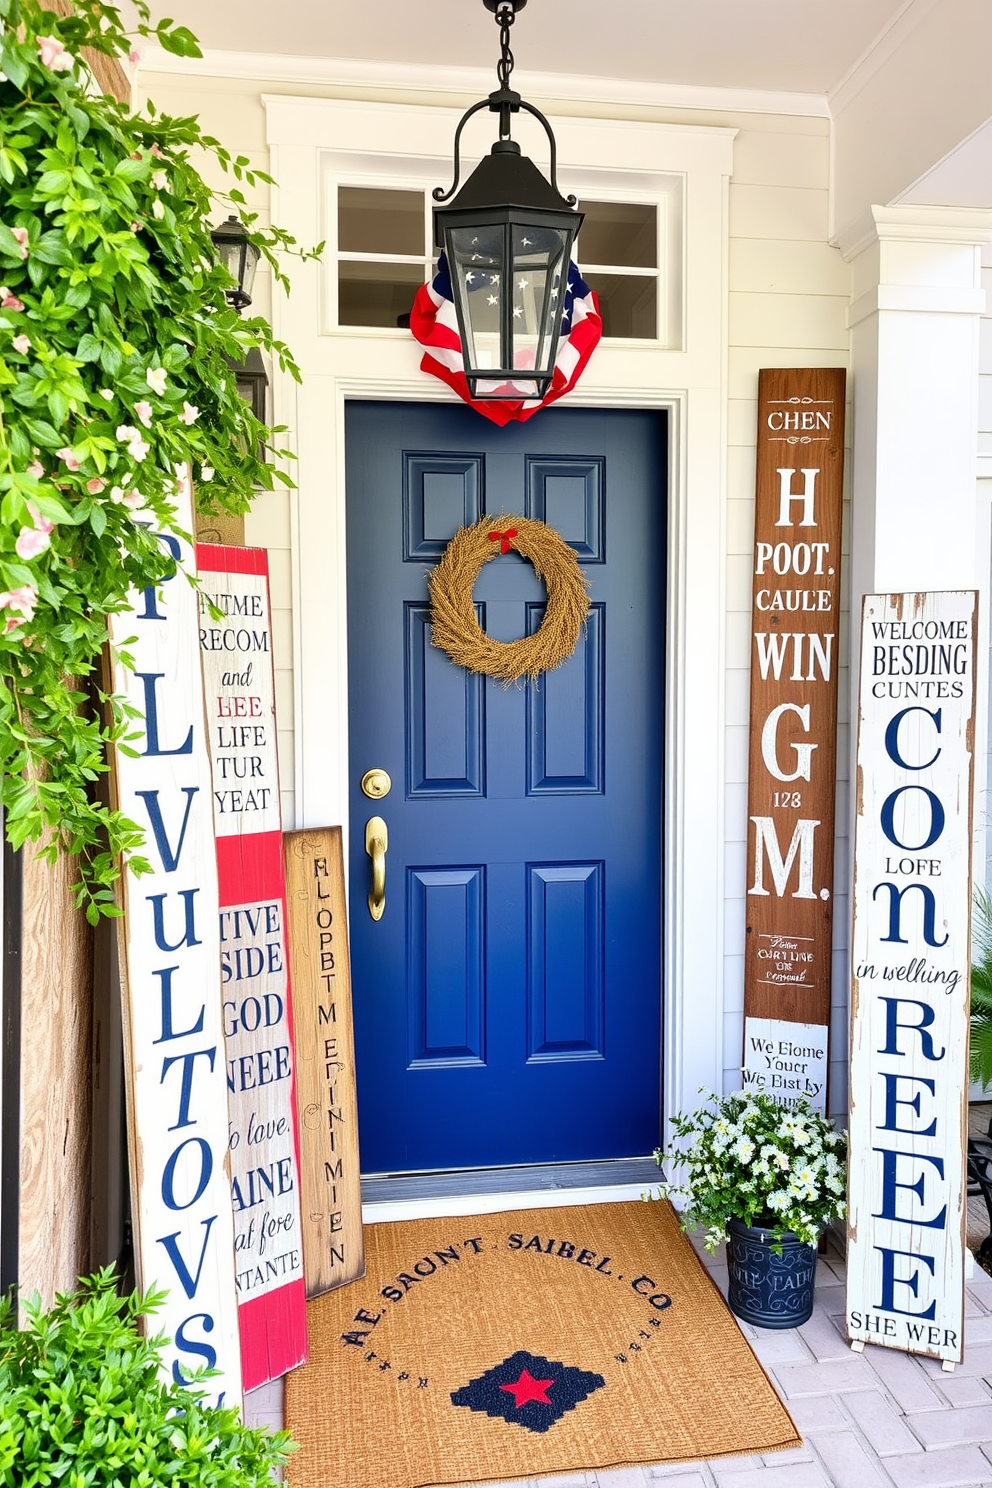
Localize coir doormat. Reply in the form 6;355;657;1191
285;1199;799;1488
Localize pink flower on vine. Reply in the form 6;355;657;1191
129;49;141;64
0;585;37;620
7;228;28;260
56;446;80;471
134;401;154;428
150;143;164;159
12;334;30;354
0;288;25;312
36;35;74;72
26;460;44;479
26;503;54;536
15;526;50;561
86;477;106;495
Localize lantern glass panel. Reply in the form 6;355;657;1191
447;224;503;377
508;223;570;388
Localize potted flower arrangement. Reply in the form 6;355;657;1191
653;1088;847;1329
0;1269;293;1486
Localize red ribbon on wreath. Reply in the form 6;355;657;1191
488;528;518;555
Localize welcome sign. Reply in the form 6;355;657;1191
741;368;846;1113
847;591;975;1365
109;487;241;1403
197;544;308;1389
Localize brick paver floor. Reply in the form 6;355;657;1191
246;1234;992;1487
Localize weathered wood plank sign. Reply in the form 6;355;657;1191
197;544;308;1389
742;367;846;1113
847;591;975;1366
109;484;241;1404
283;827;365;1296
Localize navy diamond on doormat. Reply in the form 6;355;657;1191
450;1349;606;1434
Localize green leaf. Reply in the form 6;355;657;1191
154;21;203;58
33;232;74;268
24;419;62;448
75;333;103;363
113;158;148;182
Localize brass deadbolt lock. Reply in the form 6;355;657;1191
361;768;392;800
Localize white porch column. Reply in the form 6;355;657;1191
837;205;992;1110
843;205;992;600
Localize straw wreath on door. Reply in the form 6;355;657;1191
428;515;589;683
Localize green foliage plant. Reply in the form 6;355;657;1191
0;1269;293;1487
651;1088;847;1252
970;888;992;1088
0;0;316;921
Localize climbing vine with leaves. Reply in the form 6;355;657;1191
0;0;315;920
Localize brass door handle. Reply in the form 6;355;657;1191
365;816;388;921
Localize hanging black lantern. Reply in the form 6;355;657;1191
433;0;583;401
209;214;260;312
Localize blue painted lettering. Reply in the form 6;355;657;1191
162;1137;213;1211
136;672;193;756
134;787;198;872
152;965;205;1044
877;1072;937;1136
884;707;942;771
874;1245;937;1319
873;1149;947;1229
161;1047;217;1130
157;1216;217;1299
877;997;946;1061
147;889;201;952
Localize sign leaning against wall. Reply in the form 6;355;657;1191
108;485;242;1404
847;591;976;1366
197;543;308;1390
742;367;846;1113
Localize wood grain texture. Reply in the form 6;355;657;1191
18;839;92;1307
846;591;975;1365
284;828;364;1297
42;0;130;101
742;368;845;1107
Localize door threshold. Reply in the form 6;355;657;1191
361;1156;660;1225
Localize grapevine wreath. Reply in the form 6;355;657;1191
428;515;590;683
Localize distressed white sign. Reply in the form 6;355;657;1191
197;546;307;1390
110;486;242;1404
847;591;975;1365
743;1017;828;1111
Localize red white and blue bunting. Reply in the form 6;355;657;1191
410;253;602;426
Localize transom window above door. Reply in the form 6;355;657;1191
333;182;683;346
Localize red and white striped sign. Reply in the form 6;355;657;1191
197;544;308;1390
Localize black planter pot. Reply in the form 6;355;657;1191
726;1217;817;1329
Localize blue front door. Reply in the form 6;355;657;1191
346;402;664;1173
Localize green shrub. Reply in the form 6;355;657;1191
0;1268;293;1487
971;888;992;1090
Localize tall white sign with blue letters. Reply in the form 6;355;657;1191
847;591;976;1366
109;481;242;1404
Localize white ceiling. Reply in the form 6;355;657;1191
151;0;907;98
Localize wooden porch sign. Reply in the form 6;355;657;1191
108;484;241;1404
196;544;308;1390
283;828;365;1296
847;591;976;1365
741;367;846;1113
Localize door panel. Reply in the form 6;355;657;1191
346;401;665;1173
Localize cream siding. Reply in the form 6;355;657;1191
138;66;853;1120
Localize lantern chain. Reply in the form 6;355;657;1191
495;2;516;134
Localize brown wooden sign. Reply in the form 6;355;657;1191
741;368;846;1112
283;827;365;1296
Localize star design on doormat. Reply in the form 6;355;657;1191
450;1349;606;1434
